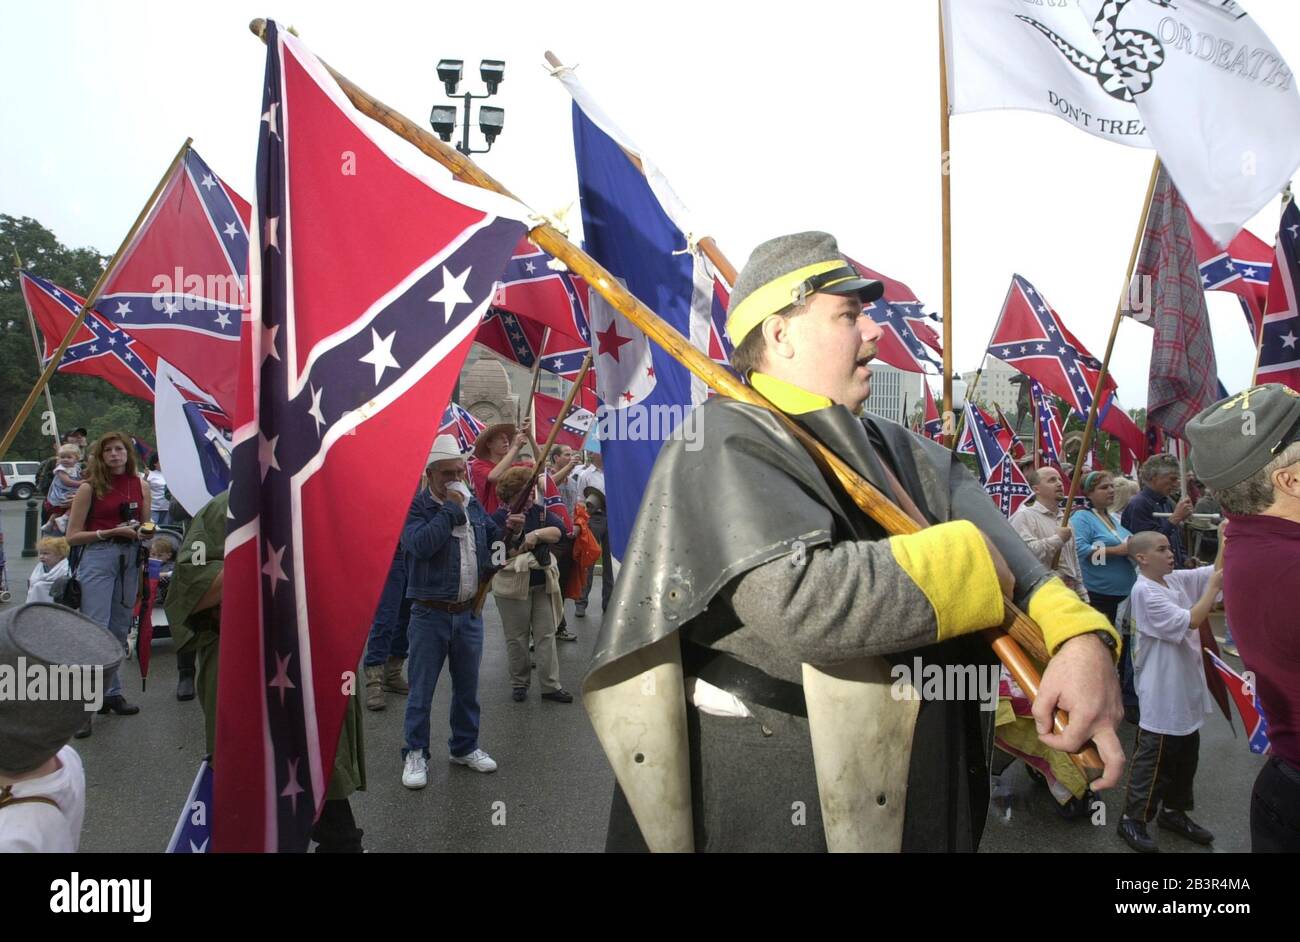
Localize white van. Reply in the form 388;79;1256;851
0;461;41;500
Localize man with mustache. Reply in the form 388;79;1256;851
588;232;1123;852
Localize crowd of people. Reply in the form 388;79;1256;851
1002;454;1232;851
2;237;1297;856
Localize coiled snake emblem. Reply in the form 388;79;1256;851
1017;0;1178;102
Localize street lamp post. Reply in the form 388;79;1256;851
429;58;506;156
430;58;506;406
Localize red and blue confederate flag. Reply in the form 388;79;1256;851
95;146;250;417
1206;650;1272;755
1190;214;1272;342
964;402;1032;517
988;274;1117;419
849;259;943;374
21;270;231;432
1030;379;1064;469
957;402;1013;457
476;306;547;367
922;382;943;441
216;22;528;852
493;237;589;344
1257;196;1300;393
438;401;487;454
21;271;159;402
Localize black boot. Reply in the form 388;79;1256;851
74;716;93;739
311;798;364;853
98;695;141;716
176;649;197;702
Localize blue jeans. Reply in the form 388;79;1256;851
77;541;141;698
364;552;411;667
402;604;484;759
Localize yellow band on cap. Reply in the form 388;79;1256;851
726;260;847;346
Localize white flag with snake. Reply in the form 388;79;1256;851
942;0;1154;147
945;0;1300;245
1078;0;1300;246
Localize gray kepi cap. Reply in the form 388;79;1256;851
0;603;123;774
1184;383;1300;490
725;231;884;347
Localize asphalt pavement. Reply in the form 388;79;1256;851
0;499;1267;853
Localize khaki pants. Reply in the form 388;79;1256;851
495;586;560;692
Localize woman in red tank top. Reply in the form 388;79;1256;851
65;432;148;729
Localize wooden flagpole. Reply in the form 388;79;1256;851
11;247;61;450
0;138;192;462
472;350;595;616
937;0;955;446
254;21;1104;777
1058;158;1162;534
521;327;551;428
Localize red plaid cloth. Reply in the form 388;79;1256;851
1138;167;1220;438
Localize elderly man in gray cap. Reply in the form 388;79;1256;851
1;603;122;851
1186;382;1300;853
586;231;1124;853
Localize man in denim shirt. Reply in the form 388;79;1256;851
400;435;503;788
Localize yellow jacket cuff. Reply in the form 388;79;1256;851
888;520;1004;642
1028;576;1120;660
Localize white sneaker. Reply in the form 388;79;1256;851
402;751;428;789
450;748;498;773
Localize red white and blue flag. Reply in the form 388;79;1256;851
1030;379;1064;470
850;260;943;374
541;473;573;535
922;382;943;442
216;22;527;852
476;305;546;367
988;274;1117;418
438;402;487;454
1258;196;1300;393
1190;215;1272;342
957;402;1013;457
558;66;722;562
21;271;231;430
493;237;590;344
1206;650;1272;756
533;388;597;453
964;402;1032;517
22;270;159;402
95;146;250;417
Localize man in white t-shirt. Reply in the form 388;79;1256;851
1117;531;1222;854
0;603;122;853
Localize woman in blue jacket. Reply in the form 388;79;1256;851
1072;470;1139;722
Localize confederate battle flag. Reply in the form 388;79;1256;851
216;22;527;852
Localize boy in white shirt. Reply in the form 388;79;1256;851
1117;530;1222;854
0;603;122;852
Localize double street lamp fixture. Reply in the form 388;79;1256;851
430;57;506;155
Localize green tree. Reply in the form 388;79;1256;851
1;215;154;459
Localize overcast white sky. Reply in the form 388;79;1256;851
3;0;1297;408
